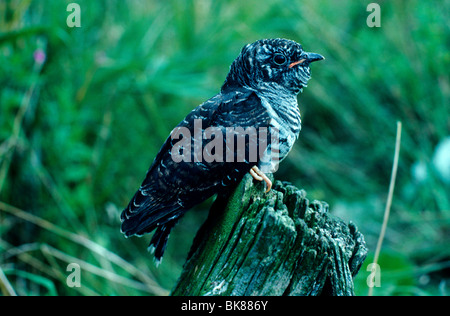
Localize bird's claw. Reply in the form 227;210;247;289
250;166;272;193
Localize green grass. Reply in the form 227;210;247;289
0;0;449;295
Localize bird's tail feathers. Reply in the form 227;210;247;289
147;220;178;264
121;200;183;263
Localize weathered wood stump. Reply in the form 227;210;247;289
172;174;367;296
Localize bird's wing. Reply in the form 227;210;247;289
120;88;271;238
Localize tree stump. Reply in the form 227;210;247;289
171;174;368;296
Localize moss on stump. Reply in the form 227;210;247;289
172;174;368;296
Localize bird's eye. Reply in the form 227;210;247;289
273;53;287;66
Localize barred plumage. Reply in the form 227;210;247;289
121;38;323;263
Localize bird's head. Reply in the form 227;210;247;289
222;38;324;94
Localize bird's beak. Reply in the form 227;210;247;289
289;52;325;68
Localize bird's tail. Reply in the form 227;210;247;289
147;220;178;265
120;191;184;263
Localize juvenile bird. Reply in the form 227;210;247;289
121;38;324;263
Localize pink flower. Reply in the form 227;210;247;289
33;49;46;64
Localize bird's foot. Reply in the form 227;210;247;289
249;166;272;193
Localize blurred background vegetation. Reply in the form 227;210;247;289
0;0;449;296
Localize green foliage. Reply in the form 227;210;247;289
0;0;448;295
